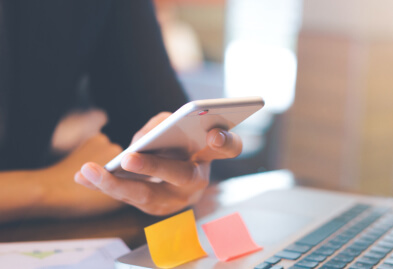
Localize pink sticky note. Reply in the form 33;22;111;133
202;212;262;261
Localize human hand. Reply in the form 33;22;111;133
75;112;242;216
39;134;125;218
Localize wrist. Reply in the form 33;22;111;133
31;165;72;219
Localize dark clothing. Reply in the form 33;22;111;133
0;0;187;170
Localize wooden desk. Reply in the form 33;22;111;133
0;170;294;249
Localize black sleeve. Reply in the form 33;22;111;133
88;0;188;149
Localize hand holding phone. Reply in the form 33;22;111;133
104;96;264;178
77;96;264;216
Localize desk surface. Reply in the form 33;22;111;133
0;170;294;249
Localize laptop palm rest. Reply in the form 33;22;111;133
115;188;356;269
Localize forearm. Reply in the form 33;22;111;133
0;166;124;223
0;169;47;223
0;135;127;224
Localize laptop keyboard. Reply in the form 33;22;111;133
254;203;393;269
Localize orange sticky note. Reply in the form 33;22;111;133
144;209;207;268
202;212;262;261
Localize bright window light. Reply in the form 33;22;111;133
224;40;297;114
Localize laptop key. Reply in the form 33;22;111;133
323;242;342;250
354;239;373;247
313;246;336;256
368;230;385;237
361;234;379;242
386;233;393;239
349;243;369;251
254;262;271;269
285;244;311;254
378;264;393;269
378;241;393;250
352;262;373;269
296;220;346;246
341;247;363;256
304;254;327;262
385;238;393;244
319;265;343;269
371;246;391;255
364;251;386;260
270;266;283;269
370;227;387;234
274;250;301;260
323;260;347;268
356;256;380;266
328;239;345;248
334;235;352;244
342;230;358;238
264;256;281;264
331;254;354;263
384;258;393;265
385;237;393;244
295;260;319;268
349;265;373;269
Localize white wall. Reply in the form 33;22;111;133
303;0;393;38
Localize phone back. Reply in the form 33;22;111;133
105;97;264;178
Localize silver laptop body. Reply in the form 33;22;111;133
115;171;393;269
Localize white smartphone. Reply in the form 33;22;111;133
104;96;264;178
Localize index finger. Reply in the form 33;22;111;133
193;129;243;162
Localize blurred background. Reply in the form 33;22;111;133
152;0;393;196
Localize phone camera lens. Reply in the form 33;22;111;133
198;110;209;116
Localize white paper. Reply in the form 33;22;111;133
0;238;131;269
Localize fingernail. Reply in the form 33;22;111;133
74;172;82;184
212;131;226;147
122;154;144;172
81;163;102;184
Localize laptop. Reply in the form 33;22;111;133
115;170;393;269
